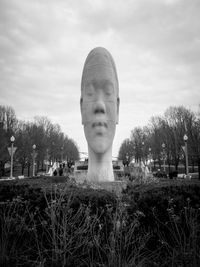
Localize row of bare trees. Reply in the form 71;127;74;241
0;105;79;177
118;106;200;177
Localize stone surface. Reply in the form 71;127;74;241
80;47;120;182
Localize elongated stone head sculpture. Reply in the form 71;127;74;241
80;47;120;182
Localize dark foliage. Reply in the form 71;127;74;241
123;180;200;265
0;178;117;266
0;178;200;266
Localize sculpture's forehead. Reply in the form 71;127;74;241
84;49;113;69
81;47;119;94
83;64;115;85
83;49;116;83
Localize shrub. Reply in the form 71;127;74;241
0;180;118;266
123;180;200;266
1;178;200;266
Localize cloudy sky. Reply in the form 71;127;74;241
0;0;200;158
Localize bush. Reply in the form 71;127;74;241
0;180;118;266
123;180;200;266
0;178;200;266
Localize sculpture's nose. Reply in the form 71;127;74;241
93;99;106;114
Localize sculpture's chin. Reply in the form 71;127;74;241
84;123;116;155
88;137;112;154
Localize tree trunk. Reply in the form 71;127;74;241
168;163;171;173
158;159;161;169
0;161;5;177
198;157;200;180
28;162;30;177
192;157;195;173
21;164;25;175
175;158;179;171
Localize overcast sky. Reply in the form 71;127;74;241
0;0;200;158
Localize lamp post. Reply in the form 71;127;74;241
126;153;129;166
142;141;145;164
10;136;15;178
149;147;152;173
183;134;189;176
46;148;49;174
32;144;36;177
61;146;64;162
52;141;55;163
133;144;136;162
162;143;166;173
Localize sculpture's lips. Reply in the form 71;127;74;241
92;121;108;128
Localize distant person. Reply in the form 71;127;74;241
59;167;63;176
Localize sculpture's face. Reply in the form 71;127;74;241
81;60;119;154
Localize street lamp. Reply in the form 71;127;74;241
61;146;64;162
133;144;136;162
46;148;49;174
10;136;15;178
32;144;36;177
52;141;55;163
183;134;189;176
149;147;152;172
126;153;129;166
162;143;166;173
142;141;145;164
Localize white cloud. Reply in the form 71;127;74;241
0;0;200;157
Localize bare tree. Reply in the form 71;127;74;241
119;105;200;176
0;105;18;177
118;138;134;165
164;106;195;171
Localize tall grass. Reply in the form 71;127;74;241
0;181;200;266
31;187;150;266
152;198;200;266
0;196;30;266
